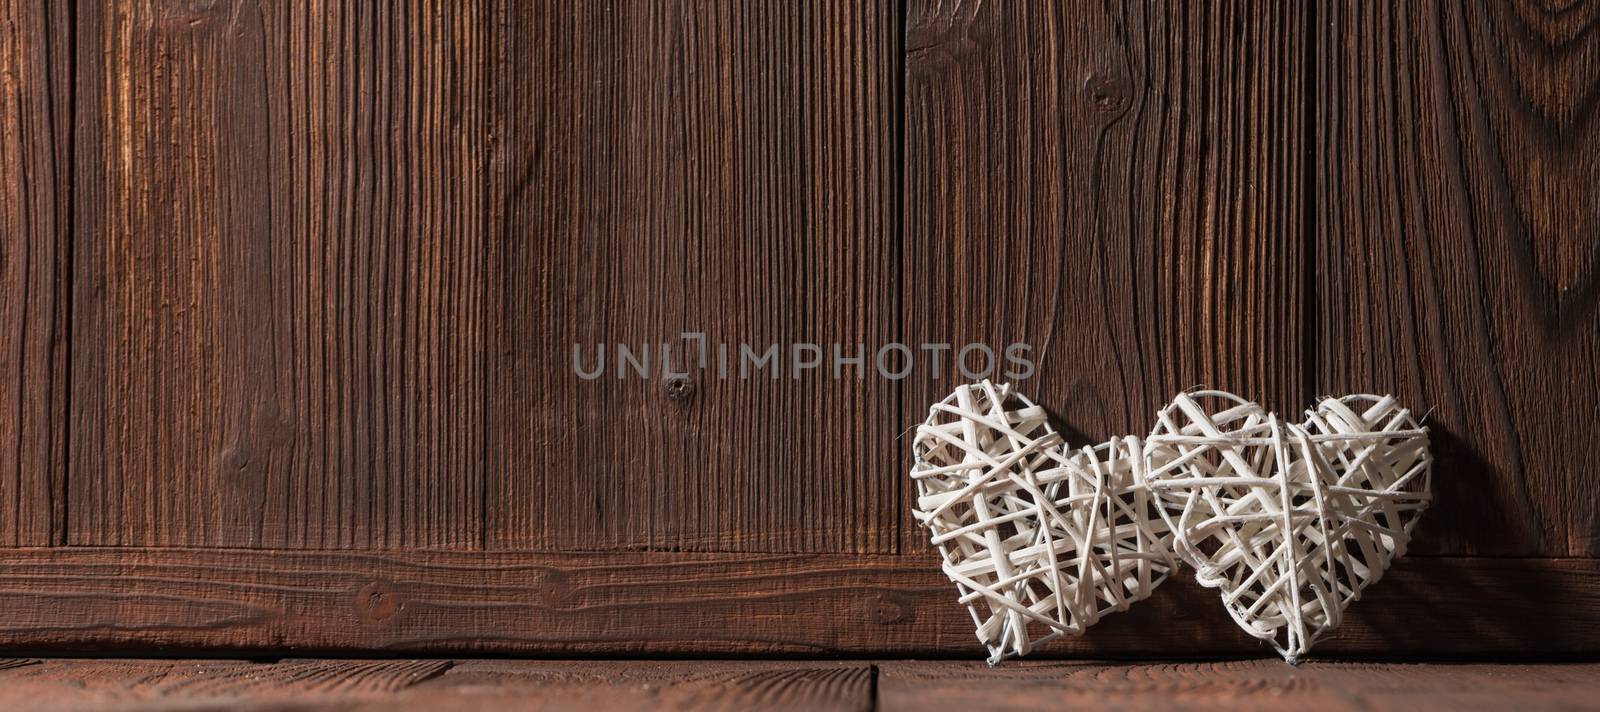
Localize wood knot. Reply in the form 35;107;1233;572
1084;71;1130;116
216;403;295;493
217;445;252;480
664;376;695;403
871;591;912;624
355;581;402;625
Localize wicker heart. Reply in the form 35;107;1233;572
911;382;1176;663
1144;391;1432;662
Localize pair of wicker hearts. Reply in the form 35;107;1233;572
910;382;1432;664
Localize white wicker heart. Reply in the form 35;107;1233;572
1143;391;1432;662
910;381;1176;663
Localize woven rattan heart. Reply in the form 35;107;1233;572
1143;391;1432;662
911;382;1176;663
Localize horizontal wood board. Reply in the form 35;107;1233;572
0;548;1593;657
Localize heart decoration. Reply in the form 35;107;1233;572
910;381;1177;663
909;383;1432;664
1143;391;1433;662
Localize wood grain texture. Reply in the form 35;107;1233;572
0;0;70;545
487;0;900;552
69;0;486;548
0;548;1593;657
2;660;1598;712
0;659;40;673
0;658;451;711
1316;1;1600;555
0;660;870;711
902;0;1309;543
0;0;1590;660
393;661;872;712
877;660;1600;712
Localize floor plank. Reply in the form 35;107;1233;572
877;660;1600;712
0;659;1594;711
395;661;872;712
0;659;870;712
0;658;450;711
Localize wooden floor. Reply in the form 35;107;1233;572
0;659;1594;711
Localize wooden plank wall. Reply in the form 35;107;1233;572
1316;0;1600;557
68;0;485;548
0;0;1596;656
486;0;901;553
902;0;1307;477
0;0;69;546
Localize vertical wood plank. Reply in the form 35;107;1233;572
487;1;900;552
1316;0;1600;555
70;0;485;548
0;0;69;545
903;1;1309;544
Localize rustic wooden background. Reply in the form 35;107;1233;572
1;0;1596;657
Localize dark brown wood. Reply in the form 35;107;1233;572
0;0;1591;659
0;0;70;546
877;660;1600;712
68;0;486;548
400;661;872;711
1315;2;1600;555
486;0;901;553
0;659;872;711
2;659;1598;711
0;658;451;710
902;0;1310;543
0;548;1593;657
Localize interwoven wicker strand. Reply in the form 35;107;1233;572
911;381;1176;663
1143;391;1433;663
